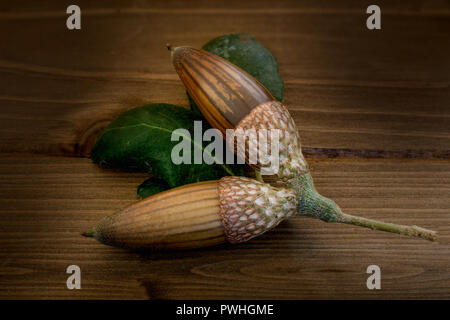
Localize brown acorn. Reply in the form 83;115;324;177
170;45;273;136
84;177;297;250
171;46;437;241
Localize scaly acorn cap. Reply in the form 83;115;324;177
219;176;297;243
169;46;437;242
85;177;297;250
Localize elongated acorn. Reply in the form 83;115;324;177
171;46;437;241
84;177;297;250
169;45;274;135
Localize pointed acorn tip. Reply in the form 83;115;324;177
82;231;94;238
170;46;193;66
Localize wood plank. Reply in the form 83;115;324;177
1;3;448;82
0;1;448;157
2;0;448;12
1;76;448;157
0;155;448;299
0;0;448;300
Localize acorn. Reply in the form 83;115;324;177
84;177;297;250
169;45;274;136
170;45;437;241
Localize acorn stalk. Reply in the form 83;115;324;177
293;172;437;241
171;46;437;242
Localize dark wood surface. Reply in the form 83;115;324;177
0;0;449;299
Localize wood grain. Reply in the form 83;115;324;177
0;0;448;157
0;0;449;299
0;156;448;299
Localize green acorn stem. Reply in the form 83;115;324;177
292;172;437;241
336;212;437;241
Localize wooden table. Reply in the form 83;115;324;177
0;0;449;299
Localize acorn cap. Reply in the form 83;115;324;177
234;100;308;180
218;176;297;243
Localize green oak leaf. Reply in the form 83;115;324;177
188;33;284;113
91;103;244;189
137;177;170;199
